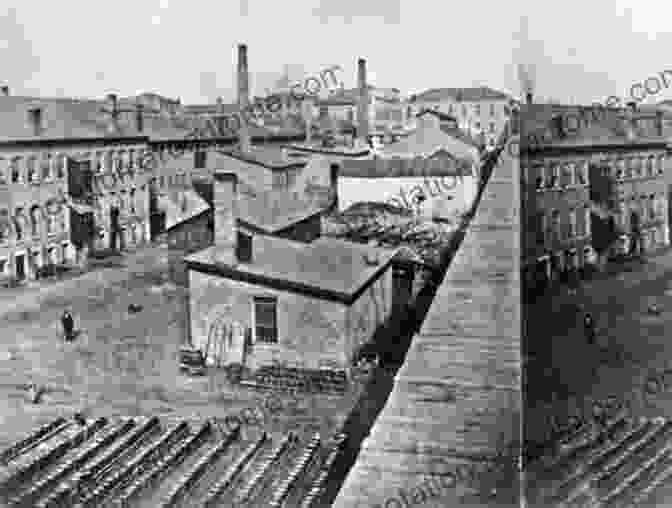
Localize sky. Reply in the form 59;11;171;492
1;0;671;106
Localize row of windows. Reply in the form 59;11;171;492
536;207;592;245
0;205;67;243
158;173;189;188
615;195;667;229
0;148;148;185
447;103;499;117
612;155;665;179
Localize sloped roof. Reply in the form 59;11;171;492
161;188;211;232
411;87;511;103
237;190;325;234
185;236;398;304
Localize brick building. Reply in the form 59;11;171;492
521;103;669;294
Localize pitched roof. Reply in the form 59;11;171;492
237;190;325;234
161;188;211;232
185;236;398;304
215;146;307;170
411;86;511;103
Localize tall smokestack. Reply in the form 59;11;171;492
357;58;369;143
237;44;252;153
211;172;239;261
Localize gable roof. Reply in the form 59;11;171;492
237;190;325;234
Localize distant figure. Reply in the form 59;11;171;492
61;310;74;341
584;313;596;345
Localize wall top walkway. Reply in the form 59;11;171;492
334;137;522;508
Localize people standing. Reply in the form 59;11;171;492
584;313;595;345
61;309;74;341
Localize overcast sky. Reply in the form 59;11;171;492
1;0;670;105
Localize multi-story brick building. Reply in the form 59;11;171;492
409;86;512;149
0;95;153;281
521;103;670;294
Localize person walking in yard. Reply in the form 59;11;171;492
584;313;596;345
61;309;74;341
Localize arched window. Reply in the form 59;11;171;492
54;154;65;179
41;154;51;180
30;205;41;237
26;156;37;182
14;208;25;240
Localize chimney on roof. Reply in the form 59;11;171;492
302;100;313;143
135;104;144;133
526;92;533;105
236;229;253;263
357;58;370;143
211;171;242;260
1;85;9;96
621;108;636;141
216;96;224;114
237;44;252;153
106;93;120;134
27;107;43;136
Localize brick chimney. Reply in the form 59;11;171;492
211;171;241;261
237;44;252;153
1;86;9;96
27;107;43;136
357;58;370;143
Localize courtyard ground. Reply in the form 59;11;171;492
525;247;672;445
0;243;364;455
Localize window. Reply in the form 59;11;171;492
474;104;480;116
58;208;66;232
562;164;573;186
14;208;24;241
461;105;467;117
551;210;561;241
0;158;7;184
657;155;665;174
272;172;287;189
647;156;655;176
577;162;587;185
448;104;454;114
30;206;40;237
130;188;136;213
41;154;51;180
115;153;123;172
489;122;495;133
55;155;65;179
254;296;278;343
649;194;656;220
569;209;577;238
616;159;625;179
0;209;9;243
27;157;37;182
549;165;560;188
105;152;113;172
194;150;207;169
475;121;481;130
129;149;136;169
490;103;496;116
10;158;20;183
159;175;165;188
536;165;546;189
95;152;103;173
584;207;591;237
536;212;546;244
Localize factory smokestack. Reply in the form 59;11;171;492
237;44;252;153
357;58;369;144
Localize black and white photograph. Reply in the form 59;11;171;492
12;0;672;507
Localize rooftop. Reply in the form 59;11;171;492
185;235;398;304
237;191;326;234
411;87;511;103
161;188;211;232
283;141;371;158
215;146;308;170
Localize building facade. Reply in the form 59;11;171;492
521;104;670;294
409;86;512;149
